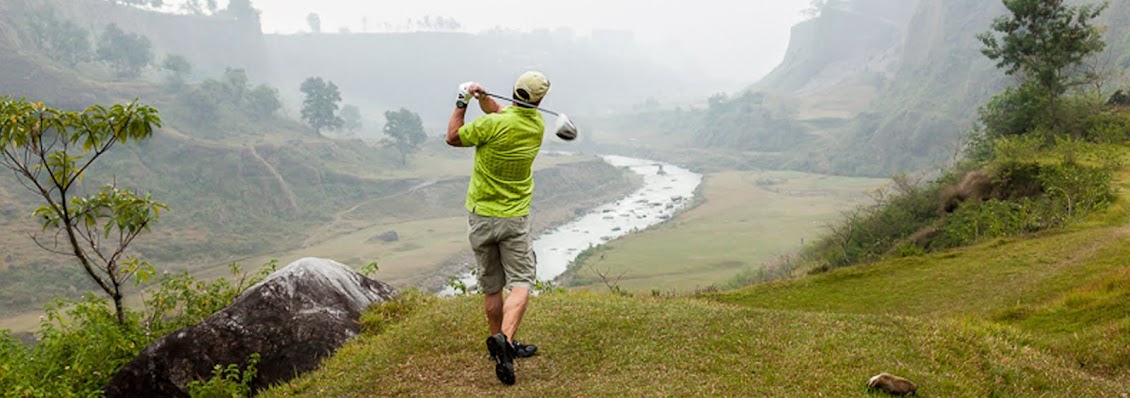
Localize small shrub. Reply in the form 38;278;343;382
935;199;1028;248
446;276;472;296
0;294;149;397
0;261;274;397
978;84;1047;138
1082;110;1130;143
186;353;260;398
533;279;564;295
359;260;380;277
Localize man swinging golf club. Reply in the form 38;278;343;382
446;71;555;385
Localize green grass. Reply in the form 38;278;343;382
569;170;887;293
261;147;1130;396
263;292;1126;397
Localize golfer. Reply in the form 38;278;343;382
445;71;549;385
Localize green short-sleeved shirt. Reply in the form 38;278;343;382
458;106;545;217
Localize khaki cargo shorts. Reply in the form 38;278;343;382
468;212;537;294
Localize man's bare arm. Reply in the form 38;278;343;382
446;107;467;147
478;94;502;114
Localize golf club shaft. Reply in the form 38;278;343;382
479;91;560;116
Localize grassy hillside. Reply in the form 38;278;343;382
264;292;1125;396
260;146;1130;397
261;157;1130;396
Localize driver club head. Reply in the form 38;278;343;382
554;114;578;141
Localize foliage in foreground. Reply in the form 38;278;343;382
0;97;163;324
0;262;272;397
186;353;261;398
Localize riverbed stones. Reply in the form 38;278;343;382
369;230;400;242
104;258;397;397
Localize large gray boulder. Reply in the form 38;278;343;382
105;258;397;397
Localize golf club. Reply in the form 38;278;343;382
478;91;578;141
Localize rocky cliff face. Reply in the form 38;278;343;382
755;0;1130;175
756;0;920;94
749;0;1007;174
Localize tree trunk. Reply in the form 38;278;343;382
113;292;126;325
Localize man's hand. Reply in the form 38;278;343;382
466;82;502;114
457;81;476;109
468;83;486;99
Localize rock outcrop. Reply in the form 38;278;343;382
104;258;397;397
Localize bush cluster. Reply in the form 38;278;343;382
0;262;273;397
797;125;1123;276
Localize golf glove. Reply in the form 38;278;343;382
456;82;475;109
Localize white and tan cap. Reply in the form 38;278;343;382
513;71;551;103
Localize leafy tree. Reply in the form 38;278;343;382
180;0;218;15
307;13;322;33
25;10;92;68
382;108;426;165
161;54;192;87
223;67;250;102
248;84;282;118
107;0;165;6
978;0;1108;129
300;77;343;134
341;104;362;134
97;23;153;79
50;20;93;67
222;0;261;27
0;97;164;324
178;87;219;130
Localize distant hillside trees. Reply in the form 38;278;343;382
97;23;153;79
383;108;426;165
0;97;164;325
341;105;362;134
181;0;219;15
25;10;93;67
978;0;1108;133
300;77;343;134
176;68;282;131
307;13;322;34
106;0;165;7
221;0;261;27
415;16;463;31
223;67;250;101
249;85;283;119
695;92;809;151
161;54;192;87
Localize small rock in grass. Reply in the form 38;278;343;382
867;373;917;396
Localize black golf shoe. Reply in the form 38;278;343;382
488;340;538;361
486;333;516;385
512;340;538;358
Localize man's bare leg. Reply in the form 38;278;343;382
485;291;504;335
501;287;529;340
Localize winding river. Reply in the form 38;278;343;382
441;155;703;294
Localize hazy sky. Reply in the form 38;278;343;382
249;1;812;83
